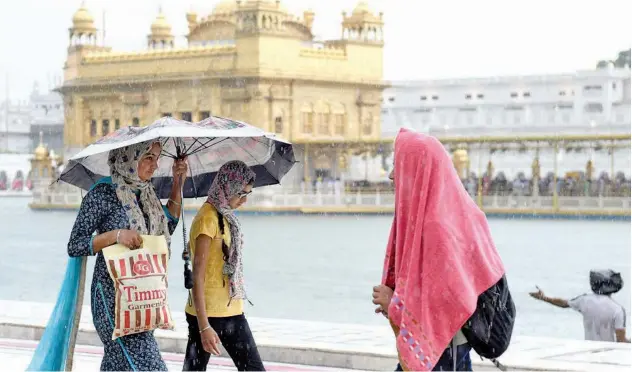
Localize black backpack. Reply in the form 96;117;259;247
461;274;516;368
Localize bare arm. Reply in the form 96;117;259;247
529;287;569;308
90;231;119;255
166;158;187;218
615;329;630;343
539;296;569;308
614;308;630;343
166;178;183;219
192;234;212;329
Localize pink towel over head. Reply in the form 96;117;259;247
382;128;505;371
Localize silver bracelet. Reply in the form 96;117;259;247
168;198;181;206
199;325;211;334
116;229;121;244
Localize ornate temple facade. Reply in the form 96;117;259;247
58;1;387;186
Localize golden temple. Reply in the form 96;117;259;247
59;0;387;184
26;1;630;219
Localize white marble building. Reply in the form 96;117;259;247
0;84;64;189
0;83;64;155
371;65;632;179
381;65;631;138
0;101;31;153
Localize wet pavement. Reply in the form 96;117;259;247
0;338;355;371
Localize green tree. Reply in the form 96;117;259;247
596;48;631;68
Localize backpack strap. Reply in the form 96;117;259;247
490;358;507;371
452;338;457;372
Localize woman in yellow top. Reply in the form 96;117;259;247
183;160;264;371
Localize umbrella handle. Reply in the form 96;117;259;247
181;170;194;290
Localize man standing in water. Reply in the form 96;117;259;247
530;269;630;343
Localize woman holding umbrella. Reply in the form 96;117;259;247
183;160;265;371
29;115;296;371
66;140;187;371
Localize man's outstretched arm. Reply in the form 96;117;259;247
529;286;570;308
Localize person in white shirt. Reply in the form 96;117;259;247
530;269;629;343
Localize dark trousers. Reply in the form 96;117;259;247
395;344;472;371
183;313;265;371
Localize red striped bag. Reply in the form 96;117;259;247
102;235;175;340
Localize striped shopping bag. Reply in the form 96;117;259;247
103;235;175;340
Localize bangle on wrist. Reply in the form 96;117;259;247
169;198;181;206
199;325;211;334
116;229;121;244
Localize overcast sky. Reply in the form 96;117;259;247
0;0;630;101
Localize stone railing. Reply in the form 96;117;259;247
30;187;631;215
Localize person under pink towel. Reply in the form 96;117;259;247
372;128;506;371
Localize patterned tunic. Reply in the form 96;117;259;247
67;182;178;371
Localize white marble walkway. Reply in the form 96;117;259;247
1;300;630;371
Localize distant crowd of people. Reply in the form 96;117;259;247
296;170;631;198
0;170;32;191
3;165;631;199
461;171;631;198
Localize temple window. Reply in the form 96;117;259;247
199;111;211;120
102;119;110;134
302;112;313;133
181;112;192;121
334;114;346;135
274;116;283;133
90;120;97;136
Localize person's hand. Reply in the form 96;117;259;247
200;326;221;355
372;285;394;315
529;286;545;300
116;229;143;249
172;157;188;186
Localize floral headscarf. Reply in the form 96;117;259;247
206;160;256;301
108;141;170;249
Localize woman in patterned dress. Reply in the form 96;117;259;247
67;140;187;371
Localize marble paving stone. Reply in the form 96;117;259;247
0;338;356;371
1;299;631;371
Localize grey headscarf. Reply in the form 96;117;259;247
206;160;256;301
107;141;170;249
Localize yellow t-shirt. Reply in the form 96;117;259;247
185;202;244;317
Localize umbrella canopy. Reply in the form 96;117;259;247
58;116;297;198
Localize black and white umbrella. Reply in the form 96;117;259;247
58;116;297;198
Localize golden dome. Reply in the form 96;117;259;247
150;10;173;39
72;3;94;24
213;0;237;14
186;11;197;23
150;11;172;36
344;1;382;26
71;2;96;33
352;1;371;15
33;132;49;160
34;146;48;159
